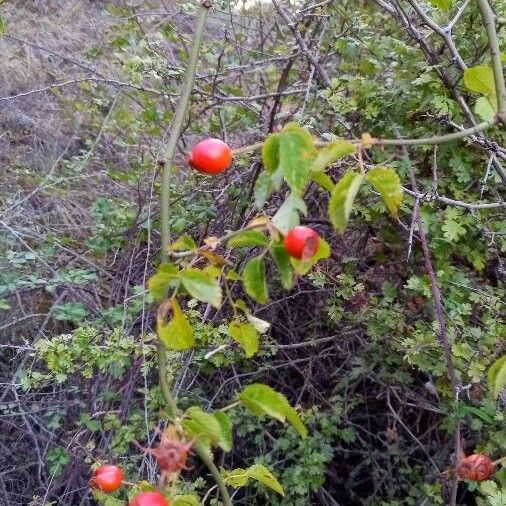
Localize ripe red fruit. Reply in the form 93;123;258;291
283;226;321;260
89;464;124;492
456;454;494;482
129;491;170;506
188;138;233;175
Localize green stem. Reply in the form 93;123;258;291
160;1;213;259
155;2;233;504
232;119;496;156
476;0;506;126
194;442;233;506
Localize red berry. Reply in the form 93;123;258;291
283;226;321;260
129;491;170;506
188;139;233;175
90;464;124;492
456;454;494;482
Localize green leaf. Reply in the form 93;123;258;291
262;133;280;173
179;268;222;308
169;235;197;252
272;192;307;235
429;0;453;10
291;238;331;275
488;355;506;399
254;167;284;209
311;171;335;192
91;490;124;506
239;383;308;438
365;167;403;215
0;14;6;35
242;256;268;304
270;244;294;289
148;264;179;301
464;65;497;105
182;407;232;452
278;123;316;191
227;229;269;248
246;464;285;496
223;464;284;496
228;320;260;358
157;297;195;350
474;96;496;121
172;495;200;506
311;140;356;172
328;171;364;233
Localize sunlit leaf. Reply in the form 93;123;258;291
222;464;284;496
228;320;260;357
157;297;194;350
311;140;356;172
172;495;201;506
311;171;335;192
148;264;179;301
239;383;307;438
474;96;496;121
245;313;271;334
365;166;403;215
328;171;364;233
179;268;222;308
227;229;269;248
262;133;280;173
488;355;506;399
182;407;232;452
278;123;316;191
168;235;197;252
428;0;453;11
463;65;497;99
242;256;268;304
291;238;331;275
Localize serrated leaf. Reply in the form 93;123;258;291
270;244;294;289
488;355;506;399
228;320;260;358
311;171;335;192
227;229;269;248
311;140;356;172
272;192;307;235
148;264;179;301
239;383;308;438
182;407;232;452
279;123;316;191
246;464;285;496
179;268;222;308
262;133;280;173
463;65;497;105
328;171;364;233
365;167;403;215
429;0;453;10
157;297;195;350
222;468;250;487
168;235;197;252
474;96;496;121
242;256;268;304
291;238;331;275
172;495;200;506
222;465;284;496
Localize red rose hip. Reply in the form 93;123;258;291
188;138;233;175
129;491;170;506
456;454;494;482
89;464;124;492
283;226;320;260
